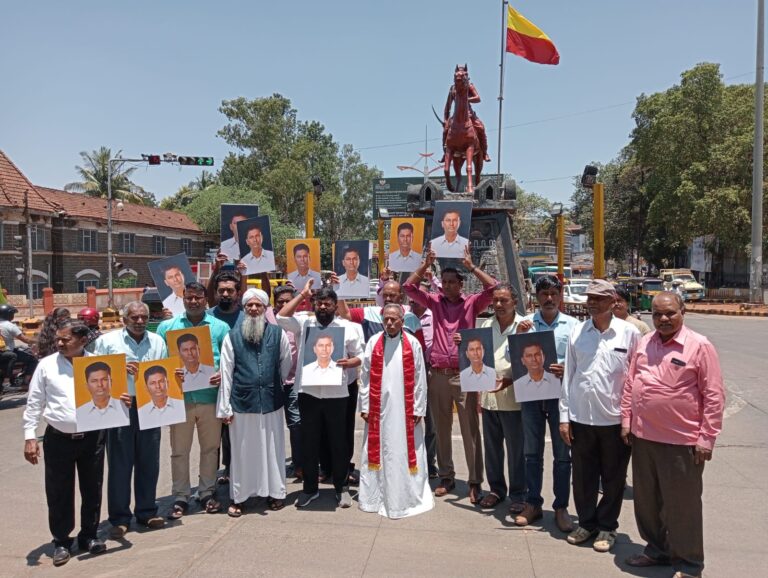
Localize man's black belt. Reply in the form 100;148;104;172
45;425;89;440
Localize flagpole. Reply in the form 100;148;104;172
497;0;508;177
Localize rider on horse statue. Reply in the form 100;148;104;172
441;64;490;163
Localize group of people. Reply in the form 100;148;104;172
19;244;723;578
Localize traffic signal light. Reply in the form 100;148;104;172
147;155;161;165
178;156;214;166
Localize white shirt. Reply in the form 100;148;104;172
137;398;186;429
388;250;420;272
220;236;240;261
431;234;469;259
560;316;640;426
240;250;276;274
75;397;130;433
459;364;497;392
0;319;22;348
334;273;370;299
163;292;185;316
287;269;322;289
276;313;364;399
513;370;562;403
23;352;89;439
182;363;216;392
301;360;344;387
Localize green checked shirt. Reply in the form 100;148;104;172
156;312;230;405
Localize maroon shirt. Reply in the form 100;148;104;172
403;281;496;369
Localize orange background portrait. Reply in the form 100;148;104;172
135;356;185;410
285;238;321;274
165;326;215;367
388;218;424;254
73;354;128;409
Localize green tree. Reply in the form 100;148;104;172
64;147;154;205
512;186;553;246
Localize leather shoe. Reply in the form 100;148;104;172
434;478;455;497
555;507;574;533
79;538;107;555
109;524;128;539
52;546;71;567
514;503;543;527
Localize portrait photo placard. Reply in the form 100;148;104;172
508;331;560;403
458;327;497;392
300;326;345;387
73;354;130;433
286;238;322;290
220;204;259;261
236;215;276;274
430;200;472;259
388;217;425;272
333;240;370;299
147;253;196;317
135;357;187;430
165;326;216;392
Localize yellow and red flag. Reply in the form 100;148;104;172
506;5;560;65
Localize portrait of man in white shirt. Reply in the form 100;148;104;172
459;336;497;392
75;361;129;432
161;265;186;316
219;213;249;261
512;342;561;403
239;221;276;275
137;365;186;430
431;208;469;259
287;242;322;288
388;221;421;272
334;245;370;299
176;333;216;392
301;334;343;386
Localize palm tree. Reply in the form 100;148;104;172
189;170;218;191
64;147;150;205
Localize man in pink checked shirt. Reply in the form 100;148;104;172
621;292;724;578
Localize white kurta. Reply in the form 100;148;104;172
358;331;434;519
217;331;293;502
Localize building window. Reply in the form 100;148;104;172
153;236;166;255
182;238;192;256
121;233;136;254
29;225;45;250
21;279;47;299
77;278;100;293
79;229;98;253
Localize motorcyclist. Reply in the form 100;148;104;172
0;304;38;389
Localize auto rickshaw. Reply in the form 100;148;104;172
639;278;665;311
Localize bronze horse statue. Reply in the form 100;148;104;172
441;64;486;193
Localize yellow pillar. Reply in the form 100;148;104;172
305;191;314;238
557;214;565;278
377;219;385;273
593;182;605;278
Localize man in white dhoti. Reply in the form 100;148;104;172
358;303;434;519
217;288;292;516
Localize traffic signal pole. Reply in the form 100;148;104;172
593;182;605;279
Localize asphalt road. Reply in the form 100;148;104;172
0;313;765;577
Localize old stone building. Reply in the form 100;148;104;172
0;150;216;297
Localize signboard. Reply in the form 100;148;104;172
372;174;504;217
690;235;713;273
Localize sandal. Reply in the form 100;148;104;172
625;554;669;567
267;497;285;511
479;491;502;509
227;502;244;518
468;483;483;505
203;496;222;514
167;501;188;520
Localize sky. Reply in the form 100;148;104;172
0;1;763;207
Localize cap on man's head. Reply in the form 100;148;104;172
585;279;616;297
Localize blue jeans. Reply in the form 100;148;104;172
107;400;161;525
521;398;571;509
482;409;526;501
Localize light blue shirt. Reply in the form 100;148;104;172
93;329;168;396
524;310;579;363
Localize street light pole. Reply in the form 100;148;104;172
593;182;605;279
107;160;114;309
24;190;34;318
750;0;765;303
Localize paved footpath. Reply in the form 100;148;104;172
0;314;765;577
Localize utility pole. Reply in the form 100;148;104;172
24;189;34;318
751;0;765;303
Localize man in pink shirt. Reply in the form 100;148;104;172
403;246;497;504
621;292;724;578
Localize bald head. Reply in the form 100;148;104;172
381;280;404;305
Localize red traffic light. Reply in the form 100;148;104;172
147;155;161;165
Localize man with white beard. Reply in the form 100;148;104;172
358;304;433;519
217;288;293;516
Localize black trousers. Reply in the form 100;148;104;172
43;426;106;547
0;350;17;382
320;381;357;476
299;393;348;494
570;421;631;532
220;423;231;471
